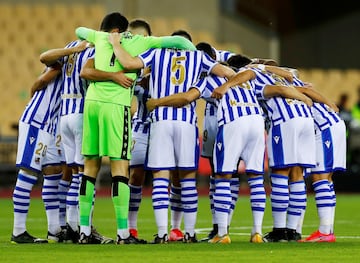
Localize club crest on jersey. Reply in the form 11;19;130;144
273;136;280;144
325;140;331;148
29;137;35;145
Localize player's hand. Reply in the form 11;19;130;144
303;96;313;107
146;99;158;112
328;102;339;113
211;85;227;99
283;71;294;83
112;71;134;88
303;82;314;89
75;40;89;52
108;32;122;46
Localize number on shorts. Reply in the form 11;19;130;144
35;142;47;157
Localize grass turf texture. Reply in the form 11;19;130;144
1;194;360;262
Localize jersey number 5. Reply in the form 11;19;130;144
171;56;186;85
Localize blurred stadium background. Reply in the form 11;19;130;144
0;0;359;191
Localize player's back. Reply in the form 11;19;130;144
141;48;216;124
61;40;95;116
251;67;312;125
197;73;262;126
21;71;63;135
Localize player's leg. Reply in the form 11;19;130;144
179;170;198;243
240;116;266;243
128;128;148;238
209;121;243;244
58;164;71;231
169;171;184;241
78;157;100;243
152;170;171;243
287;166;306;241
200;110;218;241
42;163;63;242
147;121;177;243
12;123;49;243
128;166;145;238
174;121;199;243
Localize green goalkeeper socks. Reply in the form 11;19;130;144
112;176;130;230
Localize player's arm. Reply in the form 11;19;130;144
30;64;61;97
75;27;95;41
264;84;313;107
296;85;339;112
211;69;255;99
108;33;144;70
250;64;293;83
146;88;201;112
39;41;88;66
80;58;134;88
159;36;196;51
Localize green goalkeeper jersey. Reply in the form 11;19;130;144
76;27;195;106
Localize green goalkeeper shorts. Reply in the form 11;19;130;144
82;100;132;159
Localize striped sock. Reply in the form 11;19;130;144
181;178;198;236
152;178;169;237
58;179;70;228
228;177;239;226
128;184;142;230
12;171;37;236
209;176;216;225
248;176;266;235
66;173;80;232
270;174;289;229
329;181;336;233
287;180;306;230
42;173;62;235
170;184;183;230
214;179;231;236
313;179;332;234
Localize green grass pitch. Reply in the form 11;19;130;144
1;193;360;262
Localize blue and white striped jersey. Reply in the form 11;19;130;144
251;67;312;126
60;40;95;116
139;48;218;125
291;76;341;131
213;48;235;62
132;82;151;134
20;68;63;136
193;71;263;126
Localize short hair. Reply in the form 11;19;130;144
100;12;129;33
129;19;152;36
171;30;192;42
196;42;216;60
227;54;252;69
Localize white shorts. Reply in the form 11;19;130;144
267;117;316;169
60;114;84;166
130;129;149;167
311;120;347;173
201;113;217;158
45;129;66;167
146;120;199;170
214;115;265;175
16;122;61;173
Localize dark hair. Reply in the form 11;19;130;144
129;19;152;36
100;12;129;33
196;42;216;60
227;54;252;69
171;30;192;42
